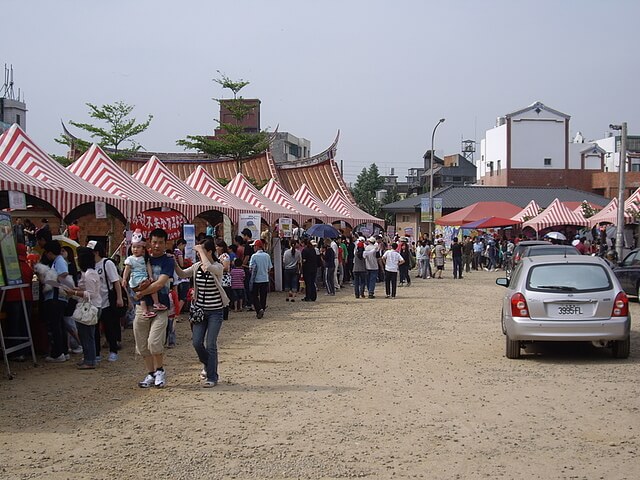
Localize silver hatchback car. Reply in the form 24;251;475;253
496;255;631;359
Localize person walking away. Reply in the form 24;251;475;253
283;239;302;302
462;236;473;274
3;244;33;361
67;220;80;243
122;230;167;319
330;238;340;290
433;239;446;279
131;228;173;388
451;237;463;279
382;242;405;299
363;237;379;298
301;239;318;302
249;240;272;319
175;240;229;387
91;242;124;362
345;236;355;285
352;237;367;299
64;247;101;369
240;229;254;311
322;238;336;296
485;240;497;271
398;241;412;287
472;238;483;270
230;258;246;311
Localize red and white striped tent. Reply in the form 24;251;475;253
133;156;223;221
292;183;343;224
588;197;635;227
523;198;588;231
624;187;640;214
0;159;61;211
225;173;292;224
0;124;127;218
184;166;255;223
260;179;326;225
68;144;192;220
325;190;383;226
511;200;541;222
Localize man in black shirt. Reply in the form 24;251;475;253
301;239;318;301
451;237;464;279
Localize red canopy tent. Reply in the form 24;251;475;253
324;190;384;226
292;184;343;224
261;179;326;224
436;202;521;226
522;198;588;231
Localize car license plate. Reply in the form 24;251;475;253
550;304;585;316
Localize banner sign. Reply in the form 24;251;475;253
95;201;107;219
279;217;293;238
421;198;431;222
434;198;443;220
404;227;414;236
239;213;261;242
0;212;22;286
8;191;26;210
183;224;196;262
130;210;185;241
387;225;395;236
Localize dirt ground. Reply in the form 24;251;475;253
1;270;639;479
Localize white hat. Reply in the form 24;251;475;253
368;236;376;243
358;236;366;242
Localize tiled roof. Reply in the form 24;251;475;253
382;186;610;212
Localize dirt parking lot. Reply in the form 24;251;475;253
1;270;639;479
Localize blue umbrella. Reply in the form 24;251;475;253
306;223;340;238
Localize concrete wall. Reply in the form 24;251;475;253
0;98;27;131
510;118;565;169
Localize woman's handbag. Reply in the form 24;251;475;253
189;303;205;323
72;294;99;326
221;271;232;288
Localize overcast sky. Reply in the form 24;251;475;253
3;0;638;184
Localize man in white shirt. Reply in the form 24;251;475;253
330;238;340;290
382;243;405;299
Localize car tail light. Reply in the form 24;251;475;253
612;292;629;317
510;293;530;317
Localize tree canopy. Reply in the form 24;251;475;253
352;164;385;218
176;73;269;174
55;101;152;160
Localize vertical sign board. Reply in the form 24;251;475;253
95;201;107;219
238;213;261;243
280;217;293;238
8;191;26;210
183;224;196;263
0;212;23;286
421;198;431;222
433;198;443;221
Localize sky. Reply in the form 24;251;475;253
3;0;639;185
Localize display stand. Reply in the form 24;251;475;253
0;284;38;379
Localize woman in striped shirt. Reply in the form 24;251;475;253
175;239;230;388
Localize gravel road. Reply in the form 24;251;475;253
1;270;639;479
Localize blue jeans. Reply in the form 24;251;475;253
453;257;463;278
353;271;367;298
366;270;378;296
76;321;97;366
192;309;224;383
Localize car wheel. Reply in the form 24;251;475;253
612;337;630;359
505;335;521;359
637;283;640;302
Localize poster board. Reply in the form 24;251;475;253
183;224;196;263
280;217;293;238
0;212;23;286
238;213;261;242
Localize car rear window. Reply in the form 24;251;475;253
527;263;612;293
525;247;580;257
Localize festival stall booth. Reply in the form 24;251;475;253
260;179;328;229
324;190;384;233
133;156;229;240
522;198;588;238
292;183;344;225
511;200;542;223
436;201;522;243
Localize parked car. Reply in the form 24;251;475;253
496;255;631;359
520;244;581;259
612;249;640;299
506;240;550;278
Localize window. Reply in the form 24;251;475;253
288;144;301;157
544;158;552;166
401;215;410;222
497;160;501;175
16;114;21;126
489;161;494;176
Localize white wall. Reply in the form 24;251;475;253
510;118;565;169
594;137;618;172
479;124;506;179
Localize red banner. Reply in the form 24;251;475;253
130;210;186;241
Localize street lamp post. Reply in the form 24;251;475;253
429;118;445;238
610;122;628;261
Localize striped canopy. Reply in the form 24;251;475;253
0;159;61;211
68;144;191;220
511;200;541;222
292;183;343;223
225;173;292;224
184;166;255;223
133;156;223;221
0;124;127;218
522;198;588;231
624;187;640;214
324;190;383;226
260;179;325;224
588;197;636;227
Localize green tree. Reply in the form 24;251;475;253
55;101;153;159
352;164;384;217
176;72;269;175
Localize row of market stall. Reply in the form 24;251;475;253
0;124;383;230
436;194;640;231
